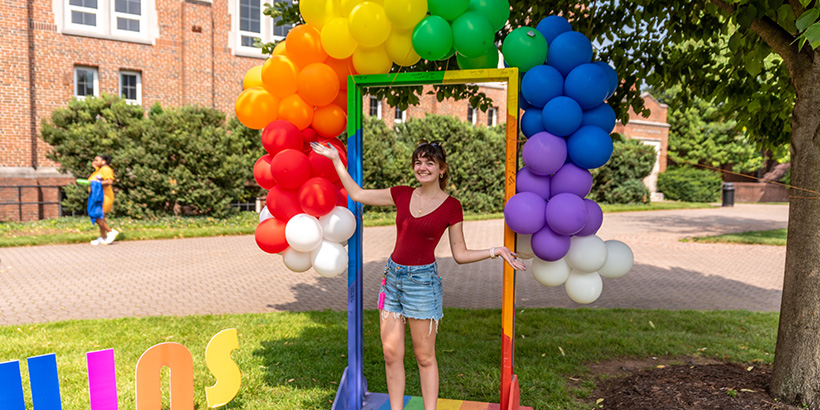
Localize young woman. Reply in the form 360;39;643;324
312;140;525;410
88;155;119;245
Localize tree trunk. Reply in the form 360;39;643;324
771;58;820;408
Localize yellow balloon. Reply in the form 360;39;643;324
340;0;365;16
385;28;420;66
299;0;342;29
384;0;427;30
321;17;358;59
348;2;392;47
352;44;393;74
242;65;264;89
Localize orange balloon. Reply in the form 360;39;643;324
272;40;288;57
332;90;348;112
312;104;347;138
297;63;341;107
278;94;315;130
243;65;264;89
324;57;356;90
261;55;300;98
286;25;328;67
235;87;280;130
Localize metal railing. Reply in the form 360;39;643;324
0;185;63;221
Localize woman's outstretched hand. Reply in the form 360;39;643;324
310;141;340;162
494;246;527;271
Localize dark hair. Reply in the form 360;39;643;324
98;155;112;166
412;141;449;190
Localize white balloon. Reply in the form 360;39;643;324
531;257;570;286
564;269;603;304
285;214;324;252
565;235;608;273
283;247;312;272
320;206;357;243
516;234;535;259
259;206;273;223
311;240;348;277
598;240;634;278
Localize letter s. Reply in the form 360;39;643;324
205;328;241;408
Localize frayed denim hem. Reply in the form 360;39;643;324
380;309;442;335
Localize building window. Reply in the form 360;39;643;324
113;0;141;33
74;66;99;99
369;96;381;119
235;0;293;57
59;0;154;43
394;106;406;123
487;107;498;127
119;70;141;105
69;0;98;27
467;105;477;125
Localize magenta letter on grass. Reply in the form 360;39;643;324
87;349;118;410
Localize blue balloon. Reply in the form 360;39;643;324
564;63;609;109
519;93;531;111
541;96;582;137
521;108;546;138
536;15;572;45
547;31;593;76
521;65;564;108
582;103;616;133
567;125;614;169
593;61;618;99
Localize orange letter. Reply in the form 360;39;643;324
205;329;241;408
135;342;194;410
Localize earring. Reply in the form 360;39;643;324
439;174;444;179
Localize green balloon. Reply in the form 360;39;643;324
502;26;547;73
456;45;499;70
452;11;494;58
467;0;510;32
428;0;469;21
412;16;454;61
76;178;90;186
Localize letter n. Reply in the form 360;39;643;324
135;342;194;410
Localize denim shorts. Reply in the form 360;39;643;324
379;257;443;323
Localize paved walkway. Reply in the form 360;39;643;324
0;204;788;325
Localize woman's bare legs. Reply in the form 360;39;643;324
409;318;438;410
381;311;406;410
97;218;111;237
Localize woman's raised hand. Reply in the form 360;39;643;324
310;141;340;162
494;246;527;271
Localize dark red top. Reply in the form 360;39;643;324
390;186;463;265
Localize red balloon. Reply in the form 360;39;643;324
266;185;303;221
318;137;348;161
271;149;311;189
302;127;320;143
255;218;289;254
261;120;303;156
337;187;349;206
308;151;341;182
298;177;337;217
253;154;276;189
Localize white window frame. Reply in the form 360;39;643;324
467;105;477;125
369;96;382;119
74;66;99;100
487;106;498;127
231;0;293;58
394;106;407;124
57;0;157;45
119;70;142;105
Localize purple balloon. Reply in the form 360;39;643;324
550;163;593;198
504;192;547;234
576;199;603;236
516;167;551;199
522;131;567;176
531;225;570;261
545;193;587;235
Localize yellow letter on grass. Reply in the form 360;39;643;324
205;329;241;408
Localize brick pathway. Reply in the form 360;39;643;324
0;204;788;325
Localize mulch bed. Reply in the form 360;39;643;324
587;357;802;409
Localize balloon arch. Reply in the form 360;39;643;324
235;1;634;409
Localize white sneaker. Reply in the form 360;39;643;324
104;229;119;244
90;237;105;246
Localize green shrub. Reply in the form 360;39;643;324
41;95;263;218
657;167;723;202
589;138;655;204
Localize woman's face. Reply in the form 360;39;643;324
413;155;443;185
92;156;104;168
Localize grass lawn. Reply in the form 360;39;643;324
0;201;715;248
686;229;787;246
0;308;776;410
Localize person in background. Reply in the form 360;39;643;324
88;155;119;245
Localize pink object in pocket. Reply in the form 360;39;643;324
378;277;386;310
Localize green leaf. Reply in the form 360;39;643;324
777;4;797;32
796;8;819;32
800;0;813;7
736;4;759;29
805;22;820;43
